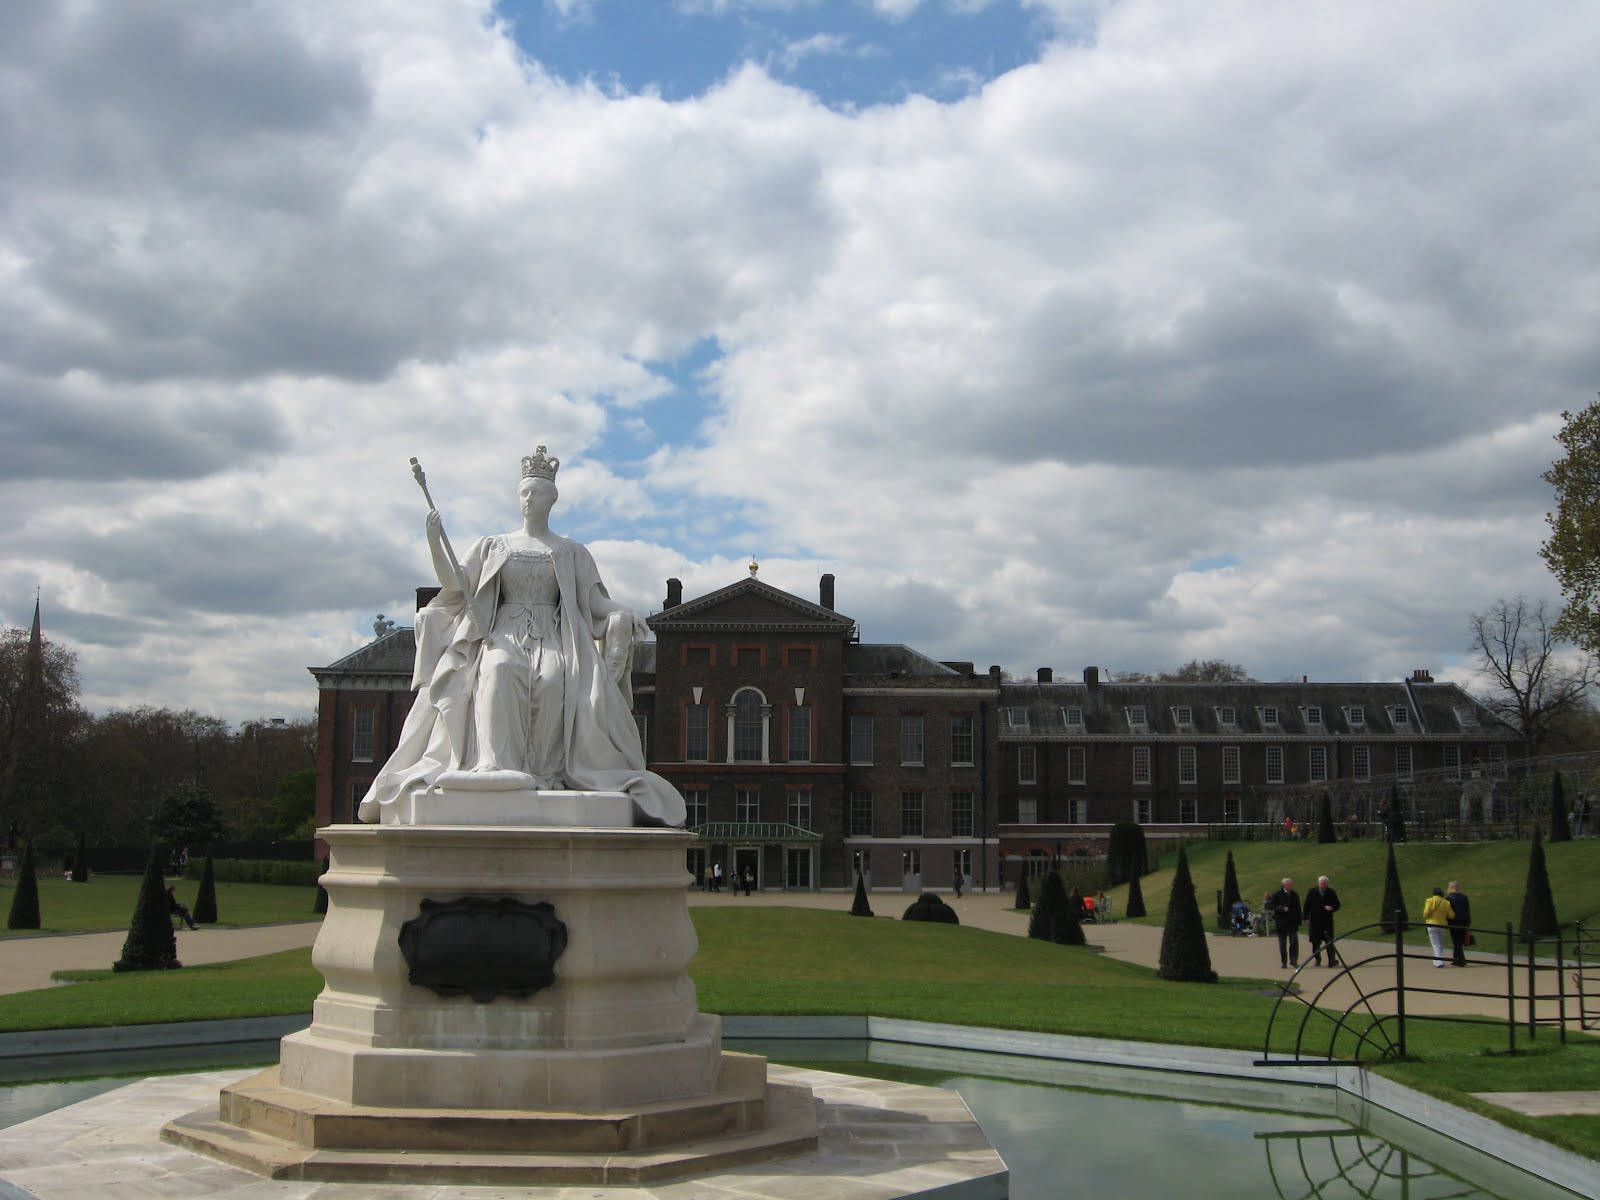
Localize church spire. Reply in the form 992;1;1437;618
24;595;41;690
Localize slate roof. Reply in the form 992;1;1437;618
312;627;416;678
843;644;962;677
995;679;1517;740
647;577;854;631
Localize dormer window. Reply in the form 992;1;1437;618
1303;705;1323;727
1390;706;1410;727
1061;706;1084;730
1454;706;1479;730
1260;706;1281;728
1346;705;1365;728
1172;705;1194;729
1006;707;1030;731
1125;705;1149;730
1216;705;1237;727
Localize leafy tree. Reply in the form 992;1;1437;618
1157;845;1216;983
272;767;318;838
1029;871;1084;946
1112;660;1252;683
1106;821;1147;885
1469;597;1595;758
0;613;84;839
156;778;226;853
1541;397;1600;656
1013;869;1032;910
1124;870;1147;919
1218;850;1242;930
849;871;873;917
1316;791;1337;844
1550;771;1572;842
113;845;180;972
193;854;218;924
6;841;39;930
1379;844;1409;933
1518;830;1560;941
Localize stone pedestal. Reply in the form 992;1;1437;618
165;816;820;1183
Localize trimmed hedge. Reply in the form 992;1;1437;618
183;857;322;886
902;892;959;924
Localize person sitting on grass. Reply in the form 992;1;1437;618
166;885;198;931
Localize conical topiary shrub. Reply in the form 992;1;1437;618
1218;849;1242;930
70;830;88;883
849;871;874;917
1379;843;1409;934
1550;772;1572;843
1106;821;1147;885
1316;791;1337;844
1157;844;1216;982
1519;829;1560;941
113;845;180;972
1014;869;1032;910
314;857;329;914
6;841;40;930
1029;871;1085;945
1124;869;1147;918
1385;786;1406;843
193;854;218;924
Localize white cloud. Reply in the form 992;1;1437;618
3;0;1596;722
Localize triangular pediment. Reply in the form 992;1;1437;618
649;578;854;632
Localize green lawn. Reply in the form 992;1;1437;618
1109;838;1600;949
0;875;322;935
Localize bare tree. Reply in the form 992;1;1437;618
1470;597;1596;756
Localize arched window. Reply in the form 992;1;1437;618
733;689;765;762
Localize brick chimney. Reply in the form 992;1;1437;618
1037;667;1053;684
1083;665;1100;692
664;578;682;609
1411;668;1433;683
820;573;835;610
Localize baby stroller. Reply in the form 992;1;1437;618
1229;899;1254;936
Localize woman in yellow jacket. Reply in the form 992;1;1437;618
1422;887;1453;967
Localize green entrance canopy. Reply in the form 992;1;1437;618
692;822;822;844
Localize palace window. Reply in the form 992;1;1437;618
849;714;873;764
1304;705;1323;727
1067;745;1086;784
1266;745;1284;784
951;791;974;837
901;715;925;765
788;705;812;763
1062;705;1084;730
1222;794;1241;823
1352;745;1371;781
1018;797;1038;823
1308;745;1328;784
352;707;374;762
1443;744;1462;779
1346;705;1366;728
1261;706;1281;728
1390;706;1411;727
1006;707;1030;730
900;792;924;837
1126;706;1148;730
786;789;811;830
1217;705;1238;727
683;788;707;828
1395;745;1414;780
1172;706;1194;729
1134;796;1152;823
736;788;760;823
1018;745;1038;784
1132;745;1151;786
1222;745;1241;785
1179;795;1198;823
1178;746;1197;785
950;714;975;765
685;704;709;761
733;689;764;761
848;792;874;836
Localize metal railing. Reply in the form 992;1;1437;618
1258;915;1597;1065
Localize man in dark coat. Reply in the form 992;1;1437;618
1446;880;1471;966
1268;876;1302;969
1304;874;1341;967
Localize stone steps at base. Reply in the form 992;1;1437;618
161;1082;820;1186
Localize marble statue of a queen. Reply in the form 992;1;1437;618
358;448;685;827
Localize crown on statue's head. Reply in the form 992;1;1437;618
521;446;560;481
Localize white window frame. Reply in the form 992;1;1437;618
1308;745;1328;784
1260;706;1281;729
1390;706;1411;728
1018;745;1037;785
1068;796;1088;824
1265;745;1285;784
849;714;873;765
1172;705;1194;729
1178;745;1197;785
1006;707;1030;731
1067;745;1086;785
951;791;974;837
1395;745;1414;780
683;788;708;828
788;705;811;763
1442;744;1462;779
731;688;768;763
1222;794;1241;823
1216;705;1237;727
1304;705;1323;728
1132;745;1152;786
1346;705;1366;729
1179;795;1198;824
848;791;873;837
949;714;975;766
1061;705;1084;730
1352;744;1371;782
900;792;924;837
1488;744;1508;778
352;707;374;762
1018;797;1038;824
900;715;925;766
1134;796;1152;823
786;789;812;830
1454;706;1479;730
1222;745;1241;785
1126;705;1148;730
686;703;710;762
736;788;760;823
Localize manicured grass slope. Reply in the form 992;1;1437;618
1110;839;1600;943
0;876;320;935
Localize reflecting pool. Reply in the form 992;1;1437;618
0;1038;1575;1199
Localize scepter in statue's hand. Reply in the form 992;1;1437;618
410;457;470;597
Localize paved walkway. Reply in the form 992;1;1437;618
0;924;325;996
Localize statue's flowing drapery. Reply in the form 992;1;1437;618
358;533;685;826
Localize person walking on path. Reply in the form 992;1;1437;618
1269;877;1302;969
1446;880;1471;966
952;870;964;899
1423;887;1453;967
1304;875;1341;967
711;861;723;893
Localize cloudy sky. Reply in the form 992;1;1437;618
4;0;1597;724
